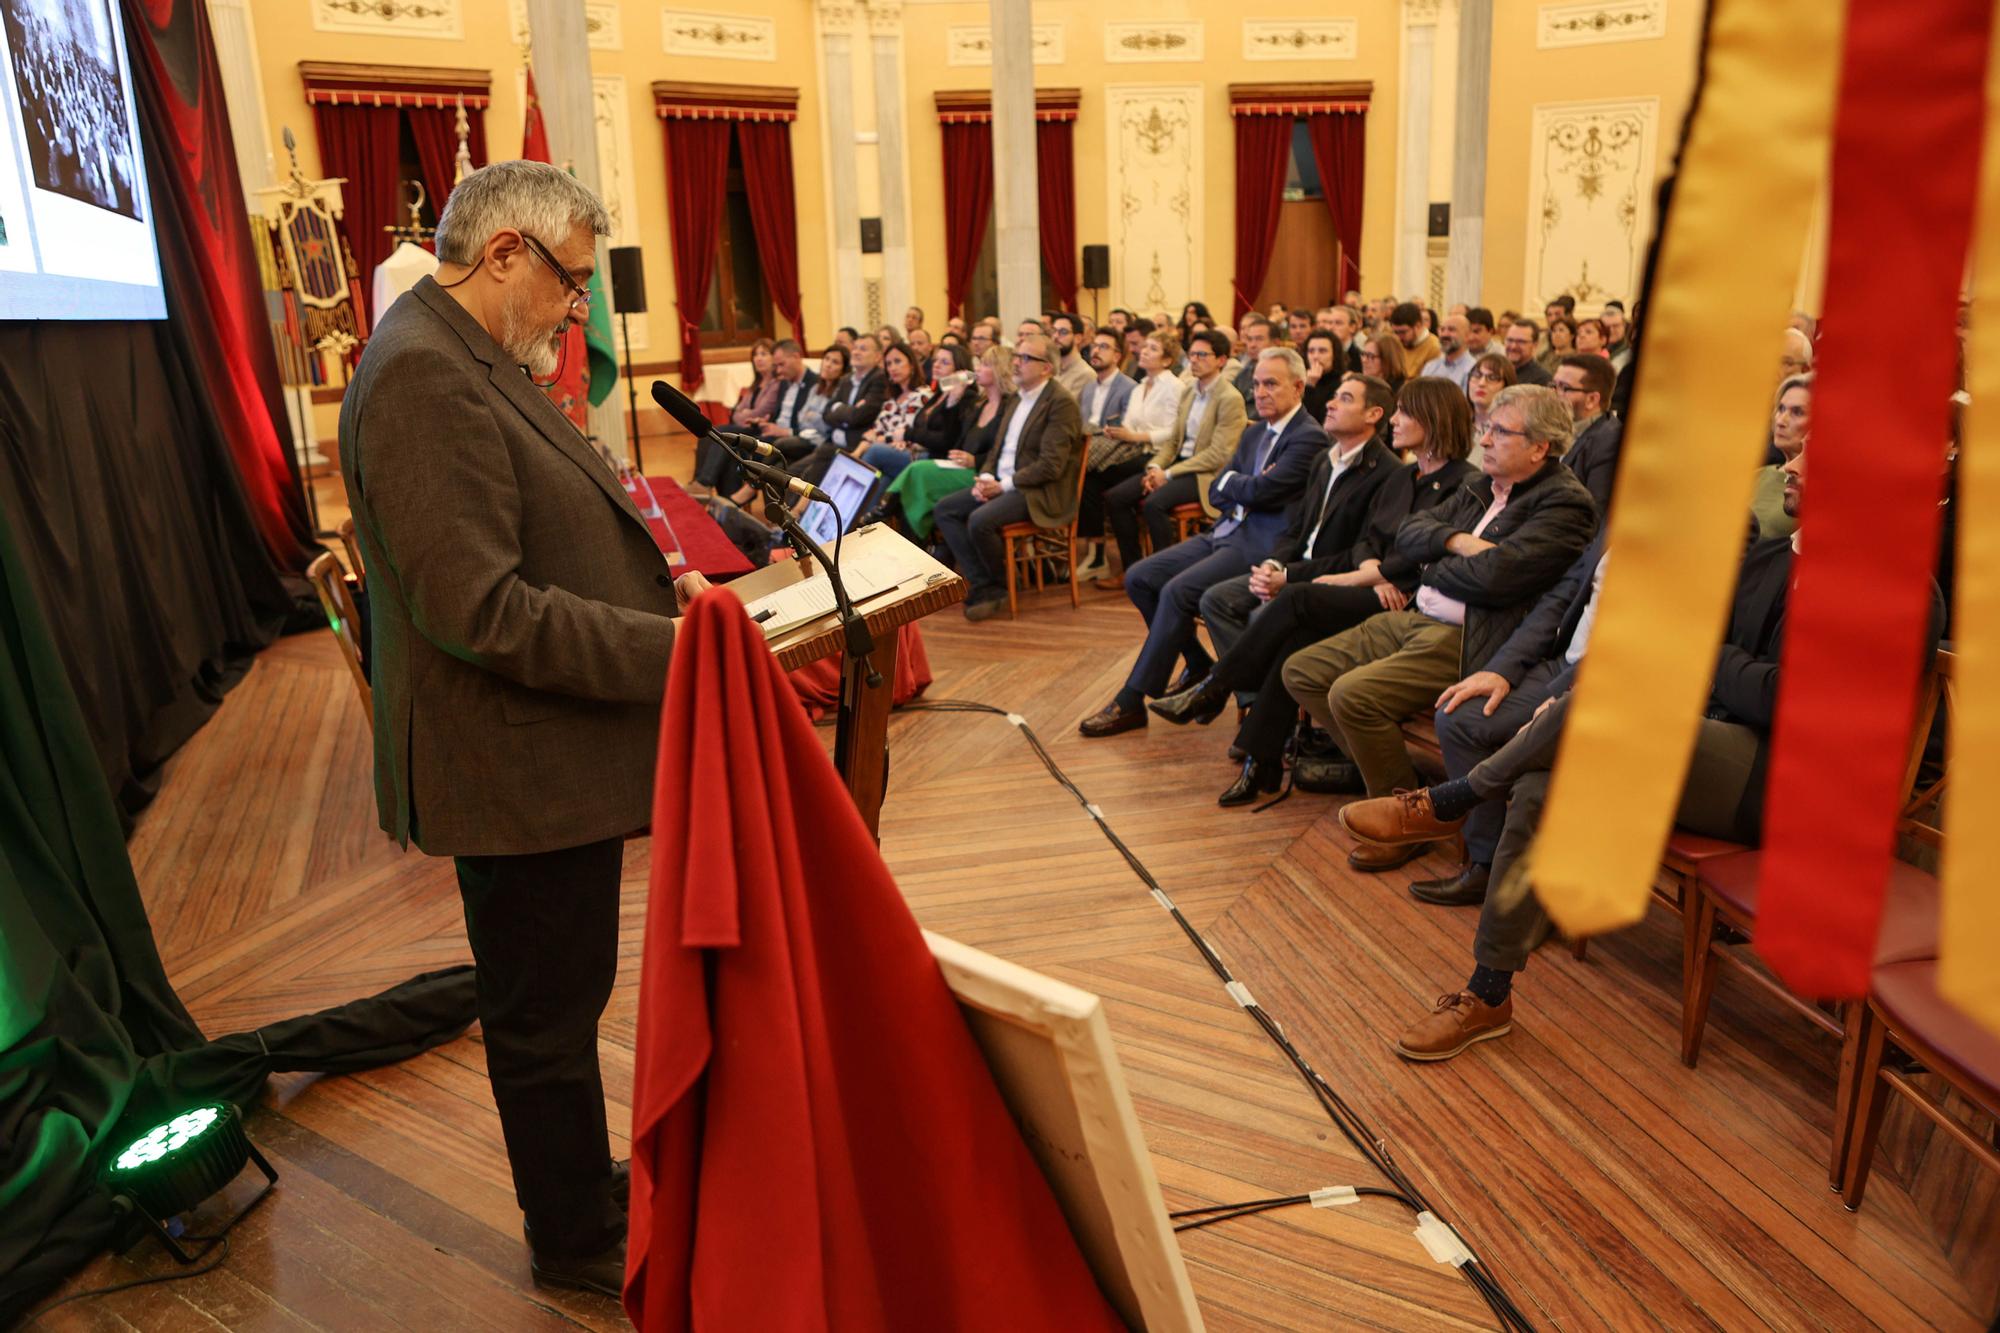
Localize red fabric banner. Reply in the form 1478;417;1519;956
940;121;993;320
1752;0;1991;994
661;118;730;392
787;622;933;720
736;120;804;335
311;101;403;326
1036;119;1077;311
123;0;312;565
1231;115;1290;319
407;105;486;225
1304;111;1366;298
625;592;1123;1331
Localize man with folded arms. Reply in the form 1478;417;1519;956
1280;385;1596;869
1078;347;1324;736
1338;449;1835;1061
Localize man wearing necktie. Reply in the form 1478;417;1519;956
1079;346;1325;736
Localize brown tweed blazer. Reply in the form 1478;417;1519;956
338;277;679;856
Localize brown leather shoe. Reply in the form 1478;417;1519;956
1409;862;1490;906
1078;702;1146;737
1347;839;1432;871
1340;788;1466;847
1396;990;1514;1061
1092;574;1125;591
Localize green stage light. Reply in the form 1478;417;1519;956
104;1102;277;1265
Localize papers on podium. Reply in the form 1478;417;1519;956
739;541;936;637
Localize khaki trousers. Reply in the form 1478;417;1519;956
1280;609;1464;797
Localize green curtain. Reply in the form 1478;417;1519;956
0;501;477;1319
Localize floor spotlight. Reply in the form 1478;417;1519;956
104;1102;278;1263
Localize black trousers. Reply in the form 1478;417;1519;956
1104;471;1202;570
456;836;626;1257
1078;455;1149;539
1223;582;1389;763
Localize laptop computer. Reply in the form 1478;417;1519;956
797;452;882;549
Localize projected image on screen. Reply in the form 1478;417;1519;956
3;0;139;220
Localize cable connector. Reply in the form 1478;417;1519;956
1085;802;1105;822
1150;887;1176;912
1308;1186;1360;1209
1413;1212;1475;1267
1225;981;1256;1009
1005;711;1027;727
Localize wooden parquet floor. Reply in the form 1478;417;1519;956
25;572;1995;1331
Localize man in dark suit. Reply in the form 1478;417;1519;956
751;338;819;438
1079;346;1326;736
1232;316;1275;401
1282;384;1597;868
1554;353;1621;513
1195;372;1399;673
697;338;819;494
339;162;705;1295
1503;319;1552;386
934;333;1084;620
1077;329;1138;437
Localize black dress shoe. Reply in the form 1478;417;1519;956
1079;702;1147;737
1166;665;1211;695
1293;753;1365;794
610;1158;629;1212
530;1234;628;1299
1409;862;1491;906
1218;757;1284;807
1148;681;1228;726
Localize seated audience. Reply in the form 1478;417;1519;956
1553;353;1622;514
1078;347;1326;736
1574;317;1610;358
1466;353;1516;468
1233;317;1276;400
904;305;925;336
1538;315;1577;372
908;327;935;359
1420;313;1475;390
1463;308;1497;359
750;339;820;443
847;342;932;478
820;333;889;459
1153;380;1474;803
1050;312;1095;398
933;334;1083;620
864;344;971;479
790;344;851;455
1073;331;1150;579
1601;299;1632;374
834;325;860;348
1751;373;1810;541
1503;319;1552;386
1360;333;1408;402
1300;330;1343;423
878;343;1013;541
1192;373;1399;687
729;337;779;427
1328;305;1367;372
1098;330;1247;588
1178;300;1216;348
1078;328;1138;439
1280;384;1597;868
1082;330;1186;573
1286;308;1314;347
1779;326;1814;379
1391;302;1443;375
968;322;995;359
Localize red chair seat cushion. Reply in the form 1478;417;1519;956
1870;958;2000;1101
1695;853;1941;965
1663;830;1750;870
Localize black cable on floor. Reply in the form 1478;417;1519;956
900;699;1538;1333
20;1236;231;1322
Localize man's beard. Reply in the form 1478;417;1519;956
501;292;566;378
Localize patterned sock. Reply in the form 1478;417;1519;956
1428;777;1479;820
1466;964;1515;1008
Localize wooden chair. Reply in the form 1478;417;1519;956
1679;650;1953;1069
1000;454;1091;619
1170;502;1210;544
305;550;371;718
337;516;366;595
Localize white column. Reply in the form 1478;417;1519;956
205;0;276;197
525;0;621;452
866;0;915;319
989;0;1040;328
1445;0;1491;306
818;0;866;327
1395;0;1440;300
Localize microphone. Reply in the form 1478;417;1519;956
650;379;833;505
651;379;782;460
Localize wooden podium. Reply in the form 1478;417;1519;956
726;525;965;837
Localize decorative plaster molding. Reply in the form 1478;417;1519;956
1537;1;1665;49
1524;97;1659;312
1403;0;1442;27
310;0;462;40
662;8;776;61
1241;19;1357;61
863;0;903;35
1104;22;1203;64
1105;84;1202;310
510;0;621;50
816;0;859;37
944;23;1064;67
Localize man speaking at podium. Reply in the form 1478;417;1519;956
339;161;707;1295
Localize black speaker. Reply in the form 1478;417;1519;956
1081;244;1110;289
609;246;646;313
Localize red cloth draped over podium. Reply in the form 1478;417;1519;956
625;592;1121;1331
787;621;933;721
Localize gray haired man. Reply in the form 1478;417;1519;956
339;160;708;1297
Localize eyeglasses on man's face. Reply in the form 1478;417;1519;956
1479;419;1531;443
1013;352;1050;364
521;233;591;313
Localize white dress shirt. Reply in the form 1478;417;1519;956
1565;551;1609;665
1178;379;1215;460
1299;437;1371;561
995;380;1047;491
1131;370;1184;444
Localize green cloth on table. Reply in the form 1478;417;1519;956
887;460;978;541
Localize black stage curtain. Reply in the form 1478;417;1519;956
0;0;320;817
